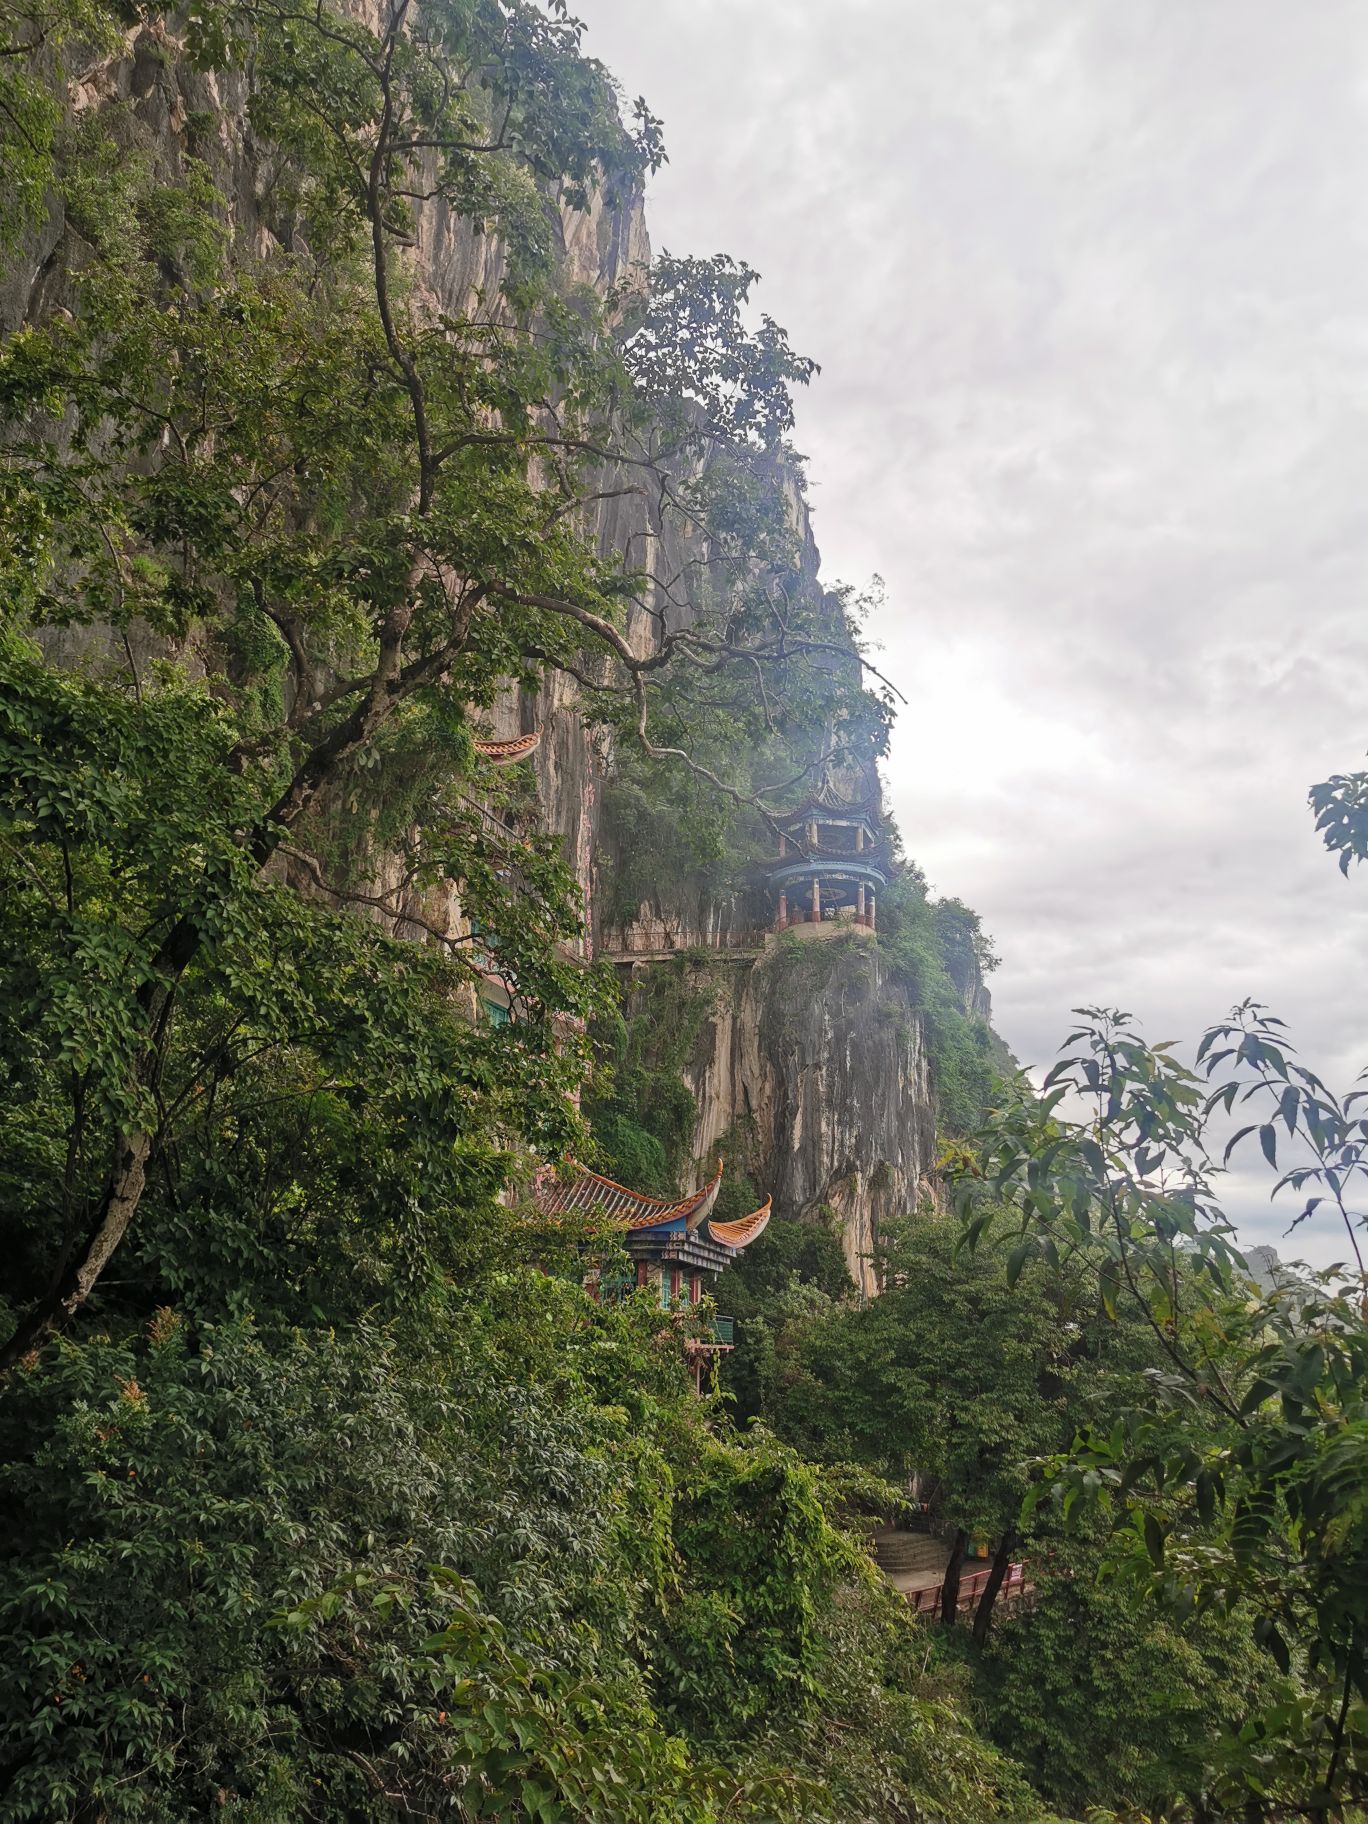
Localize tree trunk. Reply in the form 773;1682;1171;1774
971;1529;1018;1647
0;590;442;1382
0;1130;153;1373
940;1528;967;1626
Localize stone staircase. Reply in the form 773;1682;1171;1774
870;1527;950;1595
870;1527;1034;1621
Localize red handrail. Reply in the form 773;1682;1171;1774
904;1563;1030;1618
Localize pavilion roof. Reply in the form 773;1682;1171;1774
534;1159;724;1231
532;1161;773;1254
781;776;882;821
704;1197;772;1250
474;729;542;766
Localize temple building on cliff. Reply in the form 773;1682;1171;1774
533;1160;771;1389
478;722;777;1388
765;769;889;936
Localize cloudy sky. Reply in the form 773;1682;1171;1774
579;0;1368;1270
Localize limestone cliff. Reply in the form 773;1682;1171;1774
621;943;938;1297
8;7;998;1292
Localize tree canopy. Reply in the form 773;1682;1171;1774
4;5;1362;1820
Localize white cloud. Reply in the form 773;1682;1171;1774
581;0;1368;1269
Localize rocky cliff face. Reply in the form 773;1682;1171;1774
10;7;979;1290
646;942;938;1297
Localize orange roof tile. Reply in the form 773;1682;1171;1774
534;1159;724;1231
706;1197;772;1251
474;729;542;765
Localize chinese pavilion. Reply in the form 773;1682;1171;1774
765;771;889;935
533;1159;772;1389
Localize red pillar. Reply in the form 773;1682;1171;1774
689;1274;701;1305
636;1261;649;1289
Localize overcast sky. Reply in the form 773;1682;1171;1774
579;0;1368;1271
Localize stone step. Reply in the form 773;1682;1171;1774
870;1529;950;1586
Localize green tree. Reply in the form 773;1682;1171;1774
876;878;1004;1135
957;1004;1368;1817
1310;766;1368;873
746;1213;1160;1625
969;1524;1267;1818
0;0;884;1370
714;1206;1281;1815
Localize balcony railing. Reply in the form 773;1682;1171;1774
672;1312;736;1348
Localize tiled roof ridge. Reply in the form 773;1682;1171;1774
706;1196;773;1251
533;1159;725;1231
473;729;543;764
562;1160;675;1208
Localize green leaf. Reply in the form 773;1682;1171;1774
1223;1125;1257;1164
1253;1616;1291;1675
1005;1238;1033;1288
1195;1469;1215;1527
1240;1379;1274;1417
1142;1512;1166;1568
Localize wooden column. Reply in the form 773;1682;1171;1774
777;891;787;930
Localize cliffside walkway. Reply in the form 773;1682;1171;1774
600;918;877;967
871;1528;1033;1621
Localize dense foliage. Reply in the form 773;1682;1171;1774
3;4;1358;1820
954;1006;1368;1817
714;1208;1277;1817
582;962;715;1194
0;4;1042;1818
877;873;1005;1135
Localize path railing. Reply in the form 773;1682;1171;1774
906;1562;1032;1618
